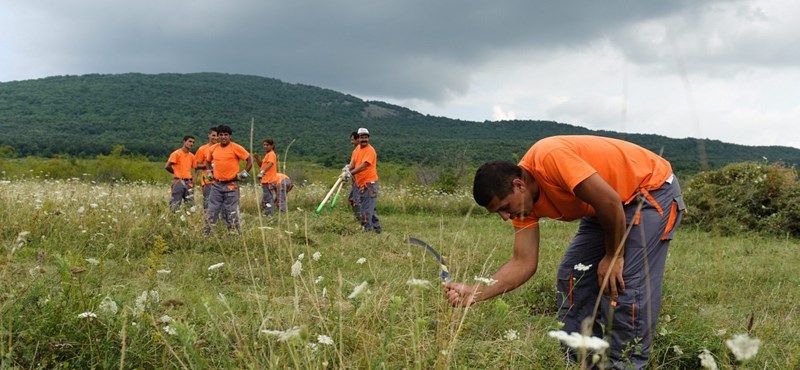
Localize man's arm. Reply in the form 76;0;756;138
444;226;540;307
573;173;627;297
244;155;253;172
350;161;369;175
164;160;174;174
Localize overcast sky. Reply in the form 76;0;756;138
2;0;798;149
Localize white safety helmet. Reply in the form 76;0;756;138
357;127;370;136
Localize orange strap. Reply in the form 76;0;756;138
661;200;678;240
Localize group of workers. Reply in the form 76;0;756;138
166;126;686;369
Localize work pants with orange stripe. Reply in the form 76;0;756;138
555;176;684;369
204;181;241;235
358;182;382;233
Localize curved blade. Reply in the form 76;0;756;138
405;237;451;282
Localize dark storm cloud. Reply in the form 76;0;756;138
1;0;749;101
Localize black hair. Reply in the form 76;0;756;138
472;161;522;207
216;125;233;135
262;137;274;145
208;127;218;134
350;131;359;140
183;135;195;142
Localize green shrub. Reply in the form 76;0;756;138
682;161;800;236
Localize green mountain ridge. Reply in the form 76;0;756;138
1;72;798;174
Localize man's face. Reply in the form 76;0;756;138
484;185;533;221
208;131;218;143
183;138;196;150
350;136;359;147
262;142;274;152
218;132;231;146
359;134;369;147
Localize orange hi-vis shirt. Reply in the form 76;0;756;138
206;142;249;181
259;150;278;184
194;143;214;184
511;135;673;230
351;144;379;187
168;149;195;179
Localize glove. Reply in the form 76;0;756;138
344;171;352;180
239;170;249;179
342;165;350;172
205;169;213;181
257;170;265;179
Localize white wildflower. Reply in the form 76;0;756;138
356;257;366;265
406;278;431;288
315;275;323;284
208;262;225;270
503;329;519;341
307;342;318;352
77;312;97;319
159;315;173;323
180;215;186;222
99;296;119;315
574;263;592;272
547;330;609;351
725;333;761;361
291;260;303;277
317;334;334;345
322;287;327;298
297;253;305;261
474;276;498;285
715;329;727;336
157;269;172;274
85;258;100;265
77;206;85;213
698;349;718;370
348;281;368;299
133;290;159;316
312;251;321;261
189;206;197;213
672;345;684;356
90;203;98;208
163;326;178;336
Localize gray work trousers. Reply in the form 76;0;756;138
348;180;360;220
203;182;229;224
358;182;382;233
555;176;684;369
204;181;241;235
169;178;194;212
261;178;292;216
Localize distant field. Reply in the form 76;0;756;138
1;179;798;369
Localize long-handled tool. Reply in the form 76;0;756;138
405;238;451;282
328;180;345;211
313;172;346;217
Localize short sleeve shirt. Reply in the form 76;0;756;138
207;142;249;181
512;135;673;229
352;144;378;187
260;151;278;184
167;149;195;179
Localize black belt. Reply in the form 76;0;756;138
174;178;192;181
215;178;237;183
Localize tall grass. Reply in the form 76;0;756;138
1;178;798;368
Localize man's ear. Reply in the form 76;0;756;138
512;178;525;191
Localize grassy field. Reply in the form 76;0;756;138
1;178;798;369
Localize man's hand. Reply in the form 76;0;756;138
257;170;265;179
597;255;625;297
238;170;249;179
443;282;481;307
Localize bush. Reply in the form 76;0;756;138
682;161;800;237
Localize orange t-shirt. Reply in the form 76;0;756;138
259;151;278;184
352;144;378;187
511;135;672;229
167;149;195;179
206;142;249;181
194;143;214;184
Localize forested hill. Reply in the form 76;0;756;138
1;72;798;173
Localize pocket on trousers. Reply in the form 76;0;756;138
600;289;640;339
661;195;686;241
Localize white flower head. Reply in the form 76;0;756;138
698;349;718;370
312;251;322;261
291;260;303;277
77;206;85;214
672;345;684;356
406;278;431;288
474;276;498;285
208;262;225;270
297;253;305;261
85;258;100;265
99;295;119;315
503;329;519;341
163;326;178;336
315;275;323;284
317;334;334;345
77;312;97;319
573;263;592;272
157;269;172;274
321;287;327;298
307;342;318;352
90;203;98;208
356;257;366;265
348;281;368;299
547;330;609;352
159;315;173;324
260;326;301;342
725;333;761;361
